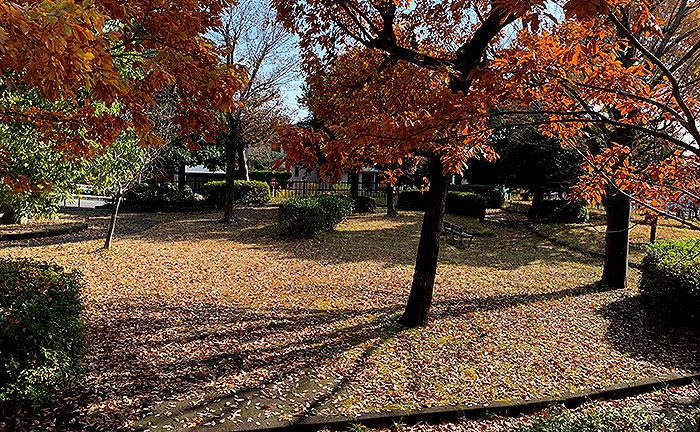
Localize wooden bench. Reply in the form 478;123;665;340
442;221;474;248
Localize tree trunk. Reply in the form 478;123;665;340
235;142;249;181
386;184;397;216
350;172;360;198
649;218;658;243
104;191;122;250
178;163;186;189
399;156;450;327
223;137;236;224
0;206;21;225
532;188;545;207
601;187;631;288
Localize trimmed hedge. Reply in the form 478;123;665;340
397;190;487;221
396;190;425;211
511;403;698;432
640;238;700;326
121;183;198;211
201;180;271;207
277;193;353;237
352;196;377;213
527;199;589;223
450;184;505;208
446;192;487;222
0;259;86;407
249;170;292;188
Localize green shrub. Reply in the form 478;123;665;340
511;403;698;432
528;199;589;223
0;259;86;407
121;183;198;211
201;180;271;207
640;238;700;326
278;193;353;237
449;184;504;208
397;190;487;221
396;190;425;211
249;170;292;188
446;192;487;222
352;196;377;213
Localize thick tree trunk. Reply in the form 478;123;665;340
399;157;450;327
235;143;249;181
178;163;186;189
104;191;122;250
386;184;397;216
223;138;236;224
649;217;658;243
350;173;360;198
0;206;21;224
601;187;631;288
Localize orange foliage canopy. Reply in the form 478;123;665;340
491;0;700;218
0;0;245;184
274;0;699;219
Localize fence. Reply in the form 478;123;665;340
272;180;398;201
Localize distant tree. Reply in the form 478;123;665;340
214;0;298;224
466;127;583;203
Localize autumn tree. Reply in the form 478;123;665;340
214;0;298;223
273;0;586;326
87;91;179;249
0;0;244;194
495;0;700;287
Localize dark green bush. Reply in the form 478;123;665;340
528;199;589;223
640;238;700;326
397;190;486;221
0;259;86;407
201;180;271;207
396;190;426;211
449;184;504;208
446;192;487;222
249;170;292;188
121;183;198;211
277;193;353;237
352;196;377;213
511;403;698;432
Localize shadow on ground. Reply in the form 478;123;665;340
132;207;603;271
599;296;700;372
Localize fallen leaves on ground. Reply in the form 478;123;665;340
0;207;698;431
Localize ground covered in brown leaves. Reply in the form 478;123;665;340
1;207;698;431
529;207;700;265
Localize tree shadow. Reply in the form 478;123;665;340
2;280;634;431
598;296;700;372
132;208;603;271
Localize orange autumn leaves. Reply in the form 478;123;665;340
275;0;699;218
0;0;246;186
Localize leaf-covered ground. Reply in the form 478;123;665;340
529;207;700;265
0;213;85;236
1;207;698;431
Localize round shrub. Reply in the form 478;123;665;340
202;180;271;207
278;193;353;237
528;199;589;223
446;192;487;222
449;184;504;208
121;183;198;211
640;238;700;326
0;259;86;407
352;196;377;213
